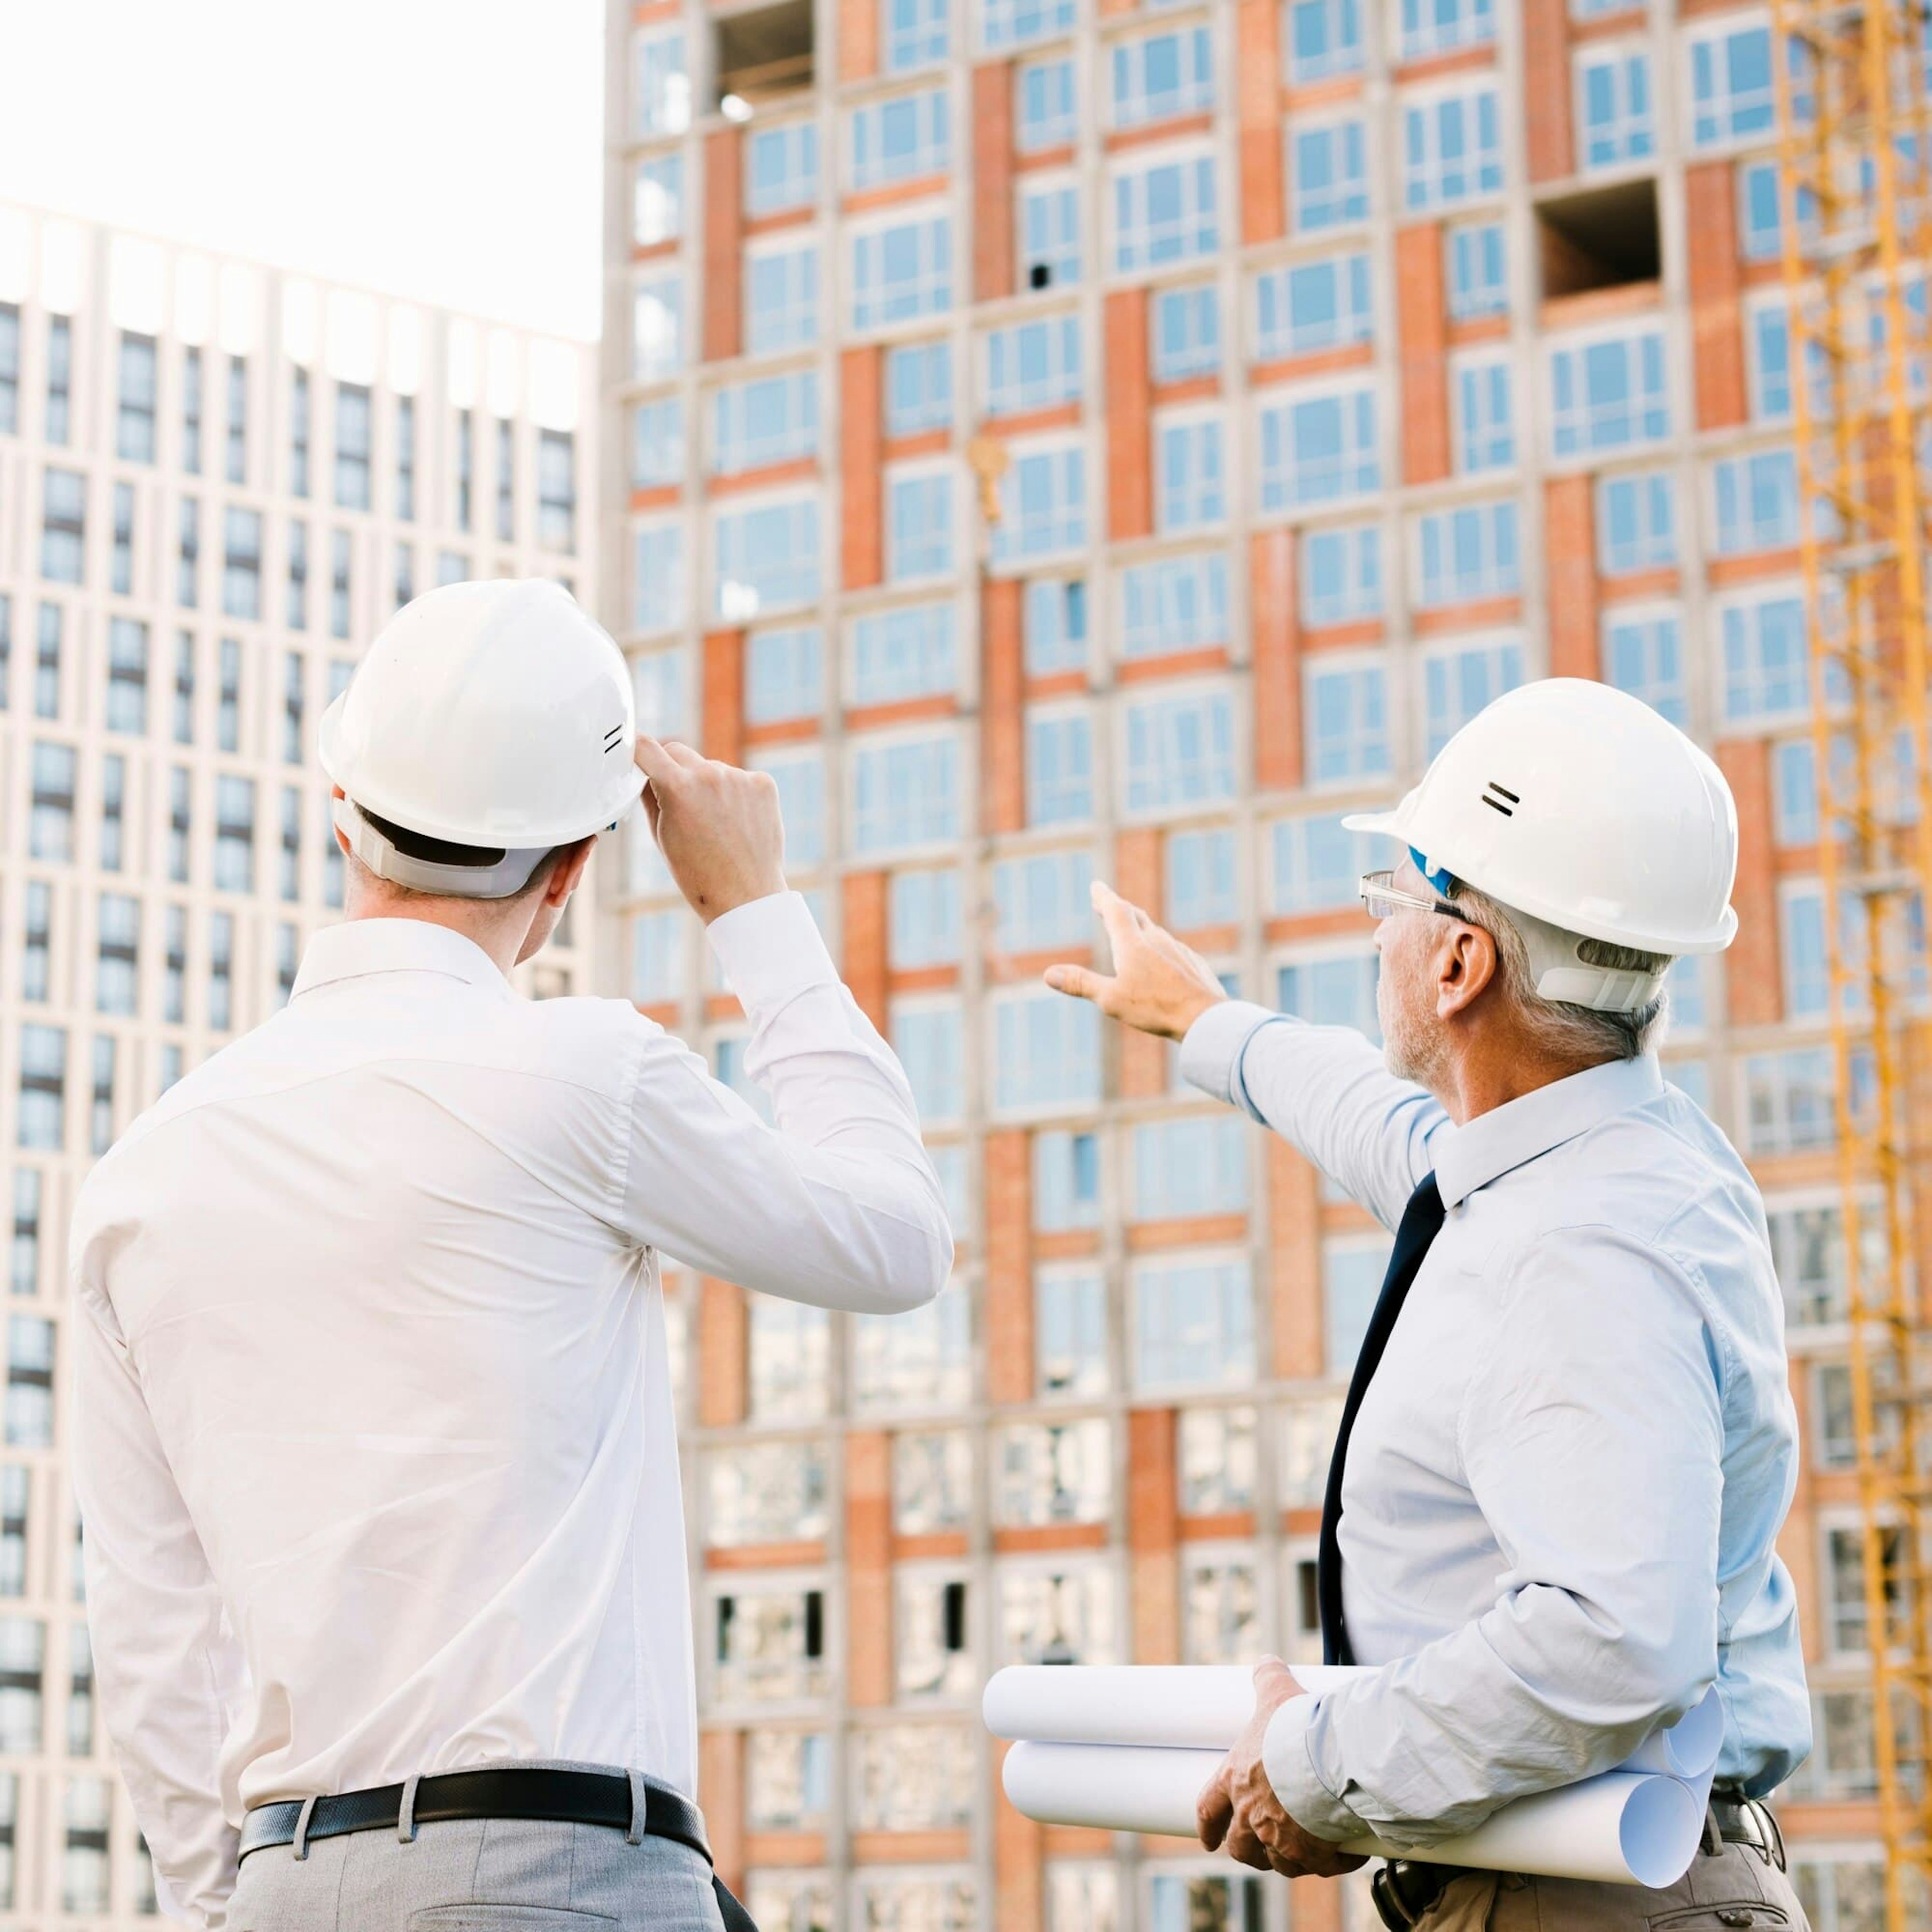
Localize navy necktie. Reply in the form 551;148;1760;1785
1317;1172;1446;1665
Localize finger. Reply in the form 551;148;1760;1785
1224;1822;1272;1873
640;780;662;842
633;736;687;790
1254;1655;1295;1697
1093;877;1154;925
1043;963;1112;1004
657;738;706;769
1089;881;1143;962
1314;1850;1369;1877
1196;1774;1233;1852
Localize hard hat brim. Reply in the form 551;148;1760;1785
1341;806;1406;842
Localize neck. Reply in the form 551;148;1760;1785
343;890;529;978
1431;1027;1607;1126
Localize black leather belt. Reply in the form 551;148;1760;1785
238;1768;710;1864
1707;1793;1786;1869
239;1770;757;1931
1368;1795;1787;1929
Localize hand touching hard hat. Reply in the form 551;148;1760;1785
633;737;788;924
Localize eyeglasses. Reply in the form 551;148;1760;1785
1359;869;1463;922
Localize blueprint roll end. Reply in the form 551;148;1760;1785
1619;1775;1706;1890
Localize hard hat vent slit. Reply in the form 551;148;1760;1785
1481;781;1517;818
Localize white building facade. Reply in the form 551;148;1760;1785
0;203;595;1926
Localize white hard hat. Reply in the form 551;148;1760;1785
1343;679;1738;1011
317;579;642;899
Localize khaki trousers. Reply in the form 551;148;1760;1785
1415;1837;1809;1931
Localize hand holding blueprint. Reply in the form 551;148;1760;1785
985;1664;1724;1887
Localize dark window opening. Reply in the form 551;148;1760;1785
1536;177;1660;302
715;0;814;110
1297;1559;1319;1635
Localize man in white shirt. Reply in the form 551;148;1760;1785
1046;681;1810;1931
71;582;952;1930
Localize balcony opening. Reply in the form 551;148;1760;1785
715;0;814;114
1536;178;1660;301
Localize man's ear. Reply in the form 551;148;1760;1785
1435;922;1499;1019
330;785;351;858
544;836;596;908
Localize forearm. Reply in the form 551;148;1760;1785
1180;1004;1446;1230
93;1607;240;1924
72;1294;241;1924
1263;1593;1714;1847
625;893;952;1312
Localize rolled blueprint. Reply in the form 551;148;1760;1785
985;1664;1274;1749
1000;1741;1711;1889
983;1665;1724;1781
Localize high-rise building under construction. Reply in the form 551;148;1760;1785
0;204;594;1925
598;0;1902;1926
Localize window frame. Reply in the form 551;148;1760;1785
1110;142;1221;275
1546;321;1671;462
850;206;955;332
1574;42;1656;174
1257;375;1382;513
1117;678;1239;820
1302;649;1393;788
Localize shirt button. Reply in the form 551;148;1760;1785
1716;1912;1755;1927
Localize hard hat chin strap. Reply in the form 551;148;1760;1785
333;796;550;901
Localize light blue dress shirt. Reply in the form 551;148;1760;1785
1180;1003;1811;1849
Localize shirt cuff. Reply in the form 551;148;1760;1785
1262;1694;1362;1845
705;892;838;1014
1179;1001;1283;1113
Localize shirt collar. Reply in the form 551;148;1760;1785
1432;1054;1663;1210
290;918;512;1001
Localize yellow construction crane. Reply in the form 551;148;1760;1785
1772;1;1932;1921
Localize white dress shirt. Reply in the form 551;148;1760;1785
1180;1005;1810;1850
70;895;950;1928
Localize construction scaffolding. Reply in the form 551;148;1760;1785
1771;0;1932;1920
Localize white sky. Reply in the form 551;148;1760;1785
0;0;606;342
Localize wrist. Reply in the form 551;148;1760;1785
1167;986;1228;1040
696;870;789;924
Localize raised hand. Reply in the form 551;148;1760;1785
1043;880;1229;1040
634;736;787;924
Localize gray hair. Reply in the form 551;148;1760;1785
1446;877;1672;1064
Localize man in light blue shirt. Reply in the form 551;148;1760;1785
1046;682;1811;1930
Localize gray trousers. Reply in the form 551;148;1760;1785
227;1815;728;1932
